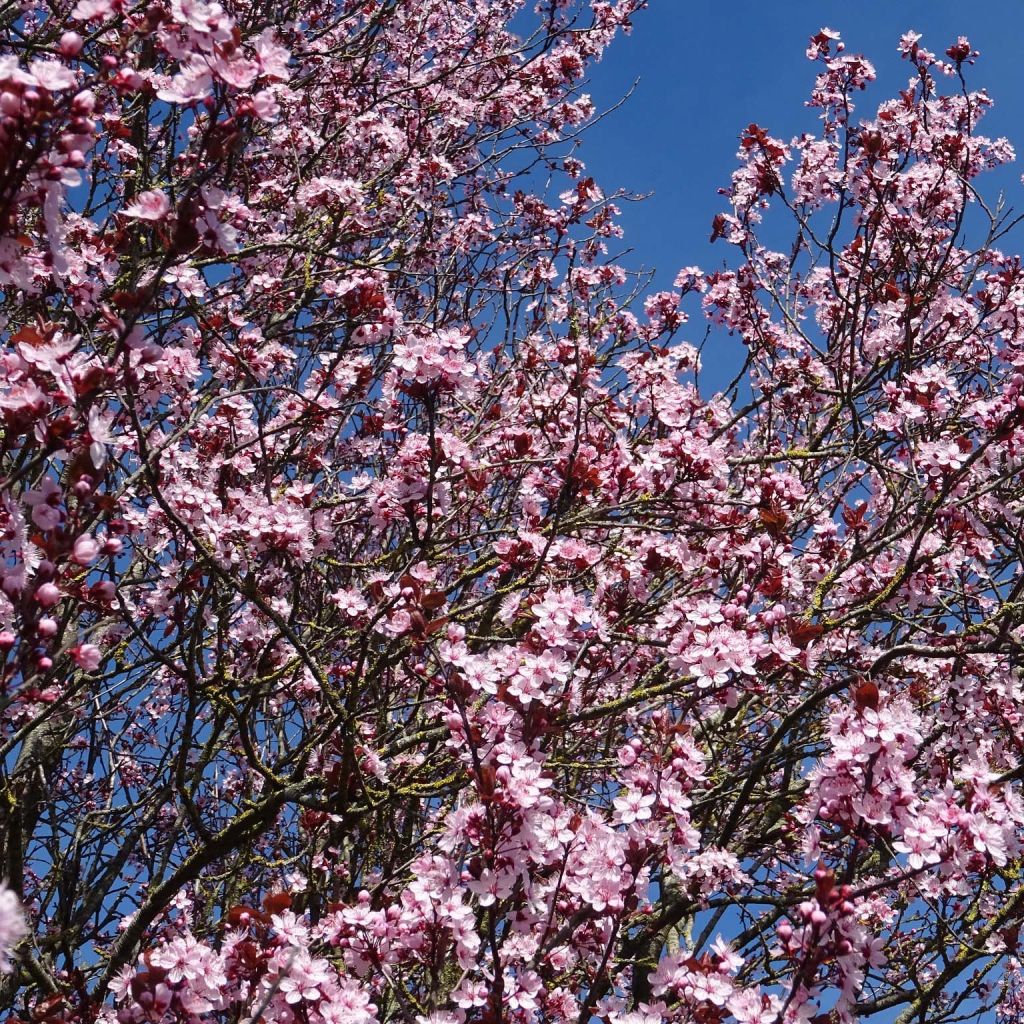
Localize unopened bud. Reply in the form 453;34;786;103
60;31;84;56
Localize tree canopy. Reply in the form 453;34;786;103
3;6;1024;1024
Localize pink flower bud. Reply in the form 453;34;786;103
0;631;15;651
37;618;58;637
72;535;100;565
35;583;61;607
60;32;84;56
71;90;95;115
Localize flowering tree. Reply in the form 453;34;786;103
3;2;1024;1022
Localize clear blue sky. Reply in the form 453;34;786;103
581;2;1024;389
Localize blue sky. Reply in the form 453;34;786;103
580;2;1024;390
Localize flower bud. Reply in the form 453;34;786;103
60;32;84;56
72;535;100;565
71;90;95;115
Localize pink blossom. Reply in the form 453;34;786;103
0;885;27;973
34;582;61;607
276;949;335;1003
613;788;656;825
122;190;171;221
29;60;76;91
70;0;112;19
71;644;102;671
72;535;100;565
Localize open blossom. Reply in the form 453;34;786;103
156;61;214;104
71;643;102;670
29;60;76;91
0;885;27;973
613;788;657;824
275;949;335;1004
170;0;229;35
70;0;112;18
23;477;63;531
466;867;516;907
122;190;171;221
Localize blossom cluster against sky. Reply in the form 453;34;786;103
584;1;1024;392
